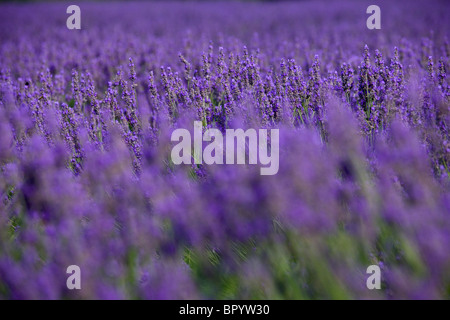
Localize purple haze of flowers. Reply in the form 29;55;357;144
0;1;449;299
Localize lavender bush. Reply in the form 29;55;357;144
0;0;449;299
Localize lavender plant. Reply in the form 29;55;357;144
0;0;449;299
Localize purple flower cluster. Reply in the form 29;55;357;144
0;1;449;299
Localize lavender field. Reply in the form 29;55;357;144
0;0;449;299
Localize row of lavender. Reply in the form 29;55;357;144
0;1;449;299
